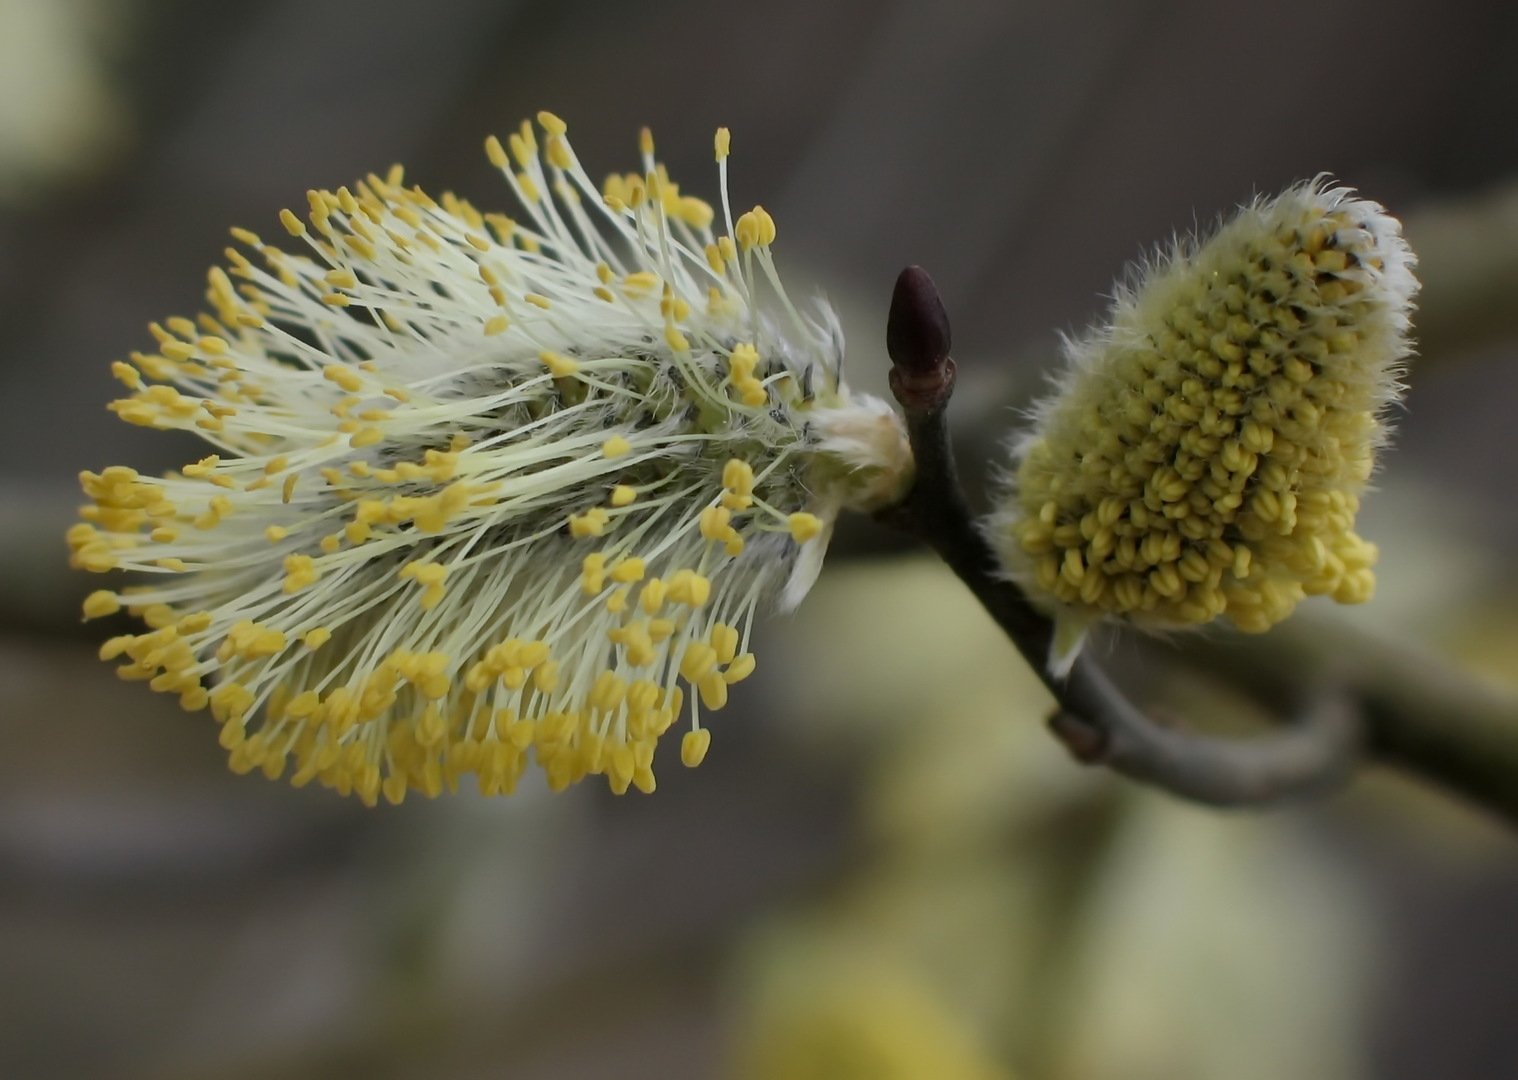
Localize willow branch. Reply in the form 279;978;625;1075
879;266;1369;809
1047;689;1361;806
1170;622;1518;821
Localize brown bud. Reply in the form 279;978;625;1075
1048;709;1109;763
886;265;952;378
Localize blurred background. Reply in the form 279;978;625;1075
4;0;1518;1076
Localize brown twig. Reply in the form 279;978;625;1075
1047;691;1361;807
880;265;1369;809
1170;622;1518;821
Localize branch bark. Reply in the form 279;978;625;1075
1171;622;1518;821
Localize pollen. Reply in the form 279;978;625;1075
72;112;910;806
680;728;712;768
986;181;1417;660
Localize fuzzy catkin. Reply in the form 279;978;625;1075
987;181;1418;658
72;115;909;804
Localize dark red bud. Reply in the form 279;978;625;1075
1048;710;1110;764
886;265;952;378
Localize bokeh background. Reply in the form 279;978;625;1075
5;1;1518;1077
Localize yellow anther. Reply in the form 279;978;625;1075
282;553;319;593
710;624;739;665
665;569;708;607
698;672;729;710
610;557;646;584
533;661;560;693
419;565;447;588
569;507;610;538
110;361;143;389
664;326;690;352
518;640;550;668
607;745;636;794
602;435;632;458
724;653;757;684
680;729;711;768
734;211;759;251
624;633;656;668
623;270;658;292
628;679;660;713
486;639;523;669
679;642;718;683
611;485;637;507
279;208;306;236
638;126;655;157
540;350;580;377
722;457;755;493
82;590;120;620
303;627;332;649
416;703;447;746
464;661;493;694
787;512;823;543
714;127;731;161
97;635;132;662
484;134;509;169
546;136;573;170
581;552;607;594
699;505;732;541
752;205;777;245
510;123;536;167
590;671;628;713
483;315;510;336
285;690;321;719
675;197;714;230
177;612;212;633
178;456;220;481
639;578;667;614
537;110;568;137
739;379;768;408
